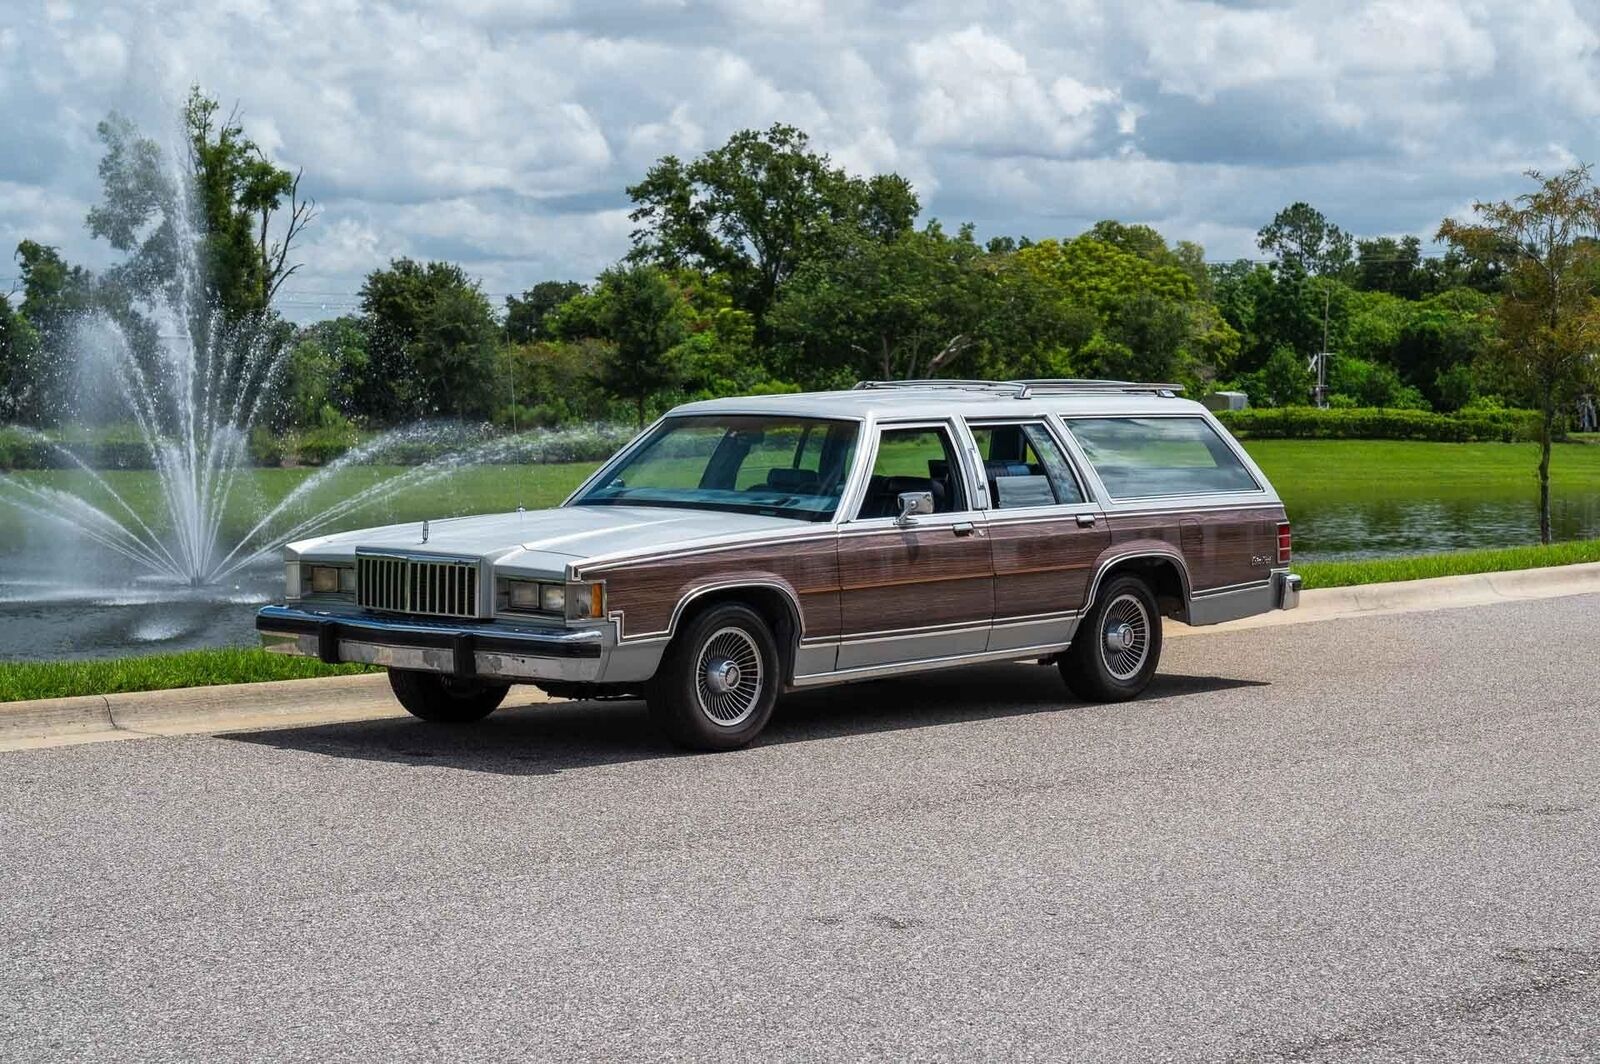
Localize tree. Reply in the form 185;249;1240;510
552;265;687;427
87;87;315;321
1015;236;1197;314
275;317;369;428
1258;202;1354;277
0;292;42;424
1439;166;1600;543
359;259;499;421
504;281;584;344
768;222;989;385
10;241;94;424
969;253;1096;381
496;338;613;428
1253;346;1313;407
1355;235;1425;298
626;124;918;331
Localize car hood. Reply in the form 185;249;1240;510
286;505;812;575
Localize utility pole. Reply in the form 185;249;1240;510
1311;283;1330;408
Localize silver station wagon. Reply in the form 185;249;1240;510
259;379;1301;749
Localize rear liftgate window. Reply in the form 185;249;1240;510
1066;417;1260;499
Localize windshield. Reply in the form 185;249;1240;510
573;415;860;522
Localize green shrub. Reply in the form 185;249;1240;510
292;423;360;466
0;424;156;469
249;425;285;467
1217;405;1553;443
0;426;46;470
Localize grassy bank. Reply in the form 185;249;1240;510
1244;438;1600;496
0;648;375;704
1296;539;1600;590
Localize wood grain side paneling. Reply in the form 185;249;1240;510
584;537;841;641
1105;505;1286;591
835;525;993;637
985;517;1108;620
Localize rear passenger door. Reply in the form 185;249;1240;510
835;422;993;670
967;419;1109;652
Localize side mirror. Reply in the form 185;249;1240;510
896;490;935;526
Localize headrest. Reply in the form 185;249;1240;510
767;467;820;491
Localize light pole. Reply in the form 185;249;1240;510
1309;283;1330;409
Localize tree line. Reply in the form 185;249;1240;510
2;94;1596;458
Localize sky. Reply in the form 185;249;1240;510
2;0;1598;321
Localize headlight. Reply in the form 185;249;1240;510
498;578;604;619
505;580;544;611
304;564;353;595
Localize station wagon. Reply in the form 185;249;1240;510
258;380;1301;749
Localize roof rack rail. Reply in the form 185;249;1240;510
1009;379;1185;397
852;379;1031;398
852;378;1185;399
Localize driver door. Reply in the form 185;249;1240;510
835;422;993;670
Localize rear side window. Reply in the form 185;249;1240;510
1066;417;1260;499
969;423;1086;508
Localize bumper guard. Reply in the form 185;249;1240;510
1276;570;1302;610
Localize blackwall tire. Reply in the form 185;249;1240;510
647;602;780;751
388;669;510;723
1060;574;1163;703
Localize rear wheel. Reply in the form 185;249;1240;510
1060;574;1162;702
648;602;780;751
389;669;509;723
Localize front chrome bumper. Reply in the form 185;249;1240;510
256;604;606;683
1276;570;1302;610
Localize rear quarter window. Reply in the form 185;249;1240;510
1066;417;1260;499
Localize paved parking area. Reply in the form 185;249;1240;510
2;596;1598;1062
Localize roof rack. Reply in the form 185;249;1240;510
851;378;1184;399
852;380;1031;398
1010;379;1185;397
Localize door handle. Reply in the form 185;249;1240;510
1076;514;1097;528
952;522;976;537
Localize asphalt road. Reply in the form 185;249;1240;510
3;596;1598;1063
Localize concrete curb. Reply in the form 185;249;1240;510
1;673;412;752
4;562;1598;751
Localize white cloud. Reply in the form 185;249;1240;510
0;0;1596;317
909;26;1118;155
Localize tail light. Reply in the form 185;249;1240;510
1276;521;1292;564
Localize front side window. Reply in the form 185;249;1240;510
969;422;1087;508
856;426;969;518
575;416;858;521
1066;417;1260;499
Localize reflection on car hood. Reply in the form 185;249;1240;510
286;505;810;574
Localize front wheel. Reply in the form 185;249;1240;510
389;669;509;723
648;602;780;751
1060;575;1162;702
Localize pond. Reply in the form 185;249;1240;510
2;441;1597;661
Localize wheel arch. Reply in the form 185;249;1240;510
1087;548;1192;623
666;580;804;683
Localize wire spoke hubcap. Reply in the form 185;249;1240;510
694;626;763;727
1100;594;1151;681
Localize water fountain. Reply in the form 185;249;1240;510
0;150;630;659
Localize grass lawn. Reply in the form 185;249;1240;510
0;648;376;704
1240;438;1600;503
1295;539;1600;590
1;461;598;544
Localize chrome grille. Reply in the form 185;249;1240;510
356;553;481;618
